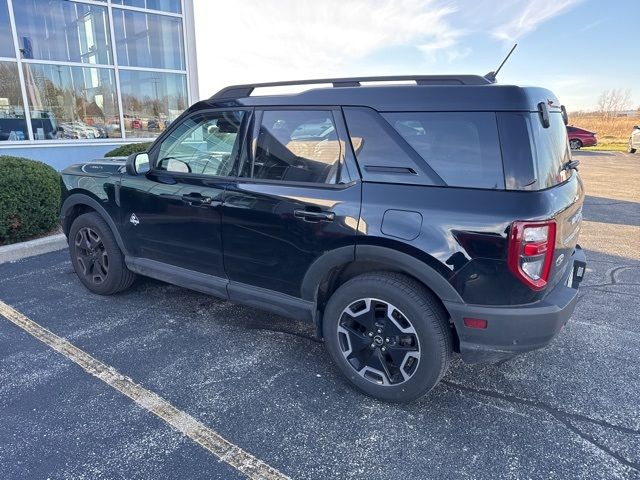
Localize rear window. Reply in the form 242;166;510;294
530;112;571;189
383;112;505;189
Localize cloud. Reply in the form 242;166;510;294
194;0;462;97
579;19;603;33
193;0;584;98
488;0;584;42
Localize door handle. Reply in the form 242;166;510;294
294;209;335;222
182;193;220;207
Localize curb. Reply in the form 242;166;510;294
0;234;68;264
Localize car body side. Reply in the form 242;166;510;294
60;83;585;364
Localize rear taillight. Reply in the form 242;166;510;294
507;220;557;290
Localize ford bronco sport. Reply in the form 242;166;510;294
60;75;586;402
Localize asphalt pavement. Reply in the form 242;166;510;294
0;151;638;480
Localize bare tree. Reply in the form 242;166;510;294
597;88;632;118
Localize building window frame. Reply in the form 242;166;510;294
0;0;195;147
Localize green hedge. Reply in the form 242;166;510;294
104;142;152;158
0;156;61;245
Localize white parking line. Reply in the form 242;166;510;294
0;299;289;480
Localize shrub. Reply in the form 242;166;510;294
0;156;61;245
104;142;152;158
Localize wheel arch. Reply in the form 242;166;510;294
302;244;463;347
61;193;128;255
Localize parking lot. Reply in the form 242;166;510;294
1;151;638;480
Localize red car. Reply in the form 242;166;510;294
566;125;597;149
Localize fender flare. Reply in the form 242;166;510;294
300;245;355;302
300;244;464;305
355;245;463;304
60;193;128;255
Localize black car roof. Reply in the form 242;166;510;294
194;75;561;113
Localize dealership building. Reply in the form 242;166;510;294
0;0;198;169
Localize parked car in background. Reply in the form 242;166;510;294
147;119;160;130
566;125;597;150
628;125;640;153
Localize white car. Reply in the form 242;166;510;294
629;125;640;154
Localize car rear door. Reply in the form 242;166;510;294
221;108;361;299
119;108;250;281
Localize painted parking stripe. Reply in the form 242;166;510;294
0;299;289;480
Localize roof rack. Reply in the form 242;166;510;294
211;75;492;100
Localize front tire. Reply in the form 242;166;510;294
569;139;582;150
628;142;636;154
68;212;135;295
323;272;452;402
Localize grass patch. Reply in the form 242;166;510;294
582;142;629;152
568;113;638;145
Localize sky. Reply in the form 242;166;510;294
193;0;638;112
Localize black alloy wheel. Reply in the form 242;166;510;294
323;272;452;402
74;227;109;285
337;298;420;386
68;212;135;295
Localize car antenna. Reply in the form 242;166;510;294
484;43;517;83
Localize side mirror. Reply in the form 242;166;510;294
125;152;150;176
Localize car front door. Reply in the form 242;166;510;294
119;109;250;280
221;108;361;300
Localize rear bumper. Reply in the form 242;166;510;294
445;246;586;363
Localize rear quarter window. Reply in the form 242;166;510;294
383;112;505;189
530;112;571;189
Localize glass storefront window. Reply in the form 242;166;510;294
113;9;185;70
112;0;182;14
0;0;14;57
0;62;28;141
119;70;187;138
13;0;111;65
23;64;121;140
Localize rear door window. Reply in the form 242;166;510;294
383;112;505;189
246;110;341;184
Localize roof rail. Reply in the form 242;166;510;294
211;75;492;99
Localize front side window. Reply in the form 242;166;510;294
13;0;112;64
245;110;341;184
384;112;505;189
156;111;246;177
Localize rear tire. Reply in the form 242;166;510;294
628;144;637;154
322;272;452;403
569;139;582;150
68;212;135;295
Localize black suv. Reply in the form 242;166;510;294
60;75;586;402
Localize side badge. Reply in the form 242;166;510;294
130;213;140;226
